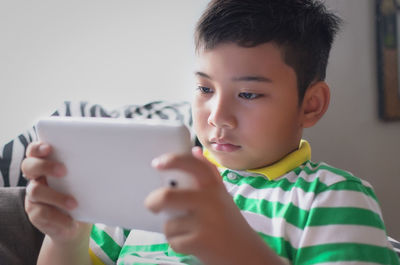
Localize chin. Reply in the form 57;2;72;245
214;156;248;171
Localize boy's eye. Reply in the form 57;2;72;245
239;92;261;100
198;86;213;94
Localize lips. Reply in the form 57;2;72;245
209;138;241;152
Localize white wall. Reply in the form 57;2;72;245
0;0;208;144
1;0;400;239
305;0;400;238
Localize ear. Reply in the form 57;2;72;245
300;81;330;128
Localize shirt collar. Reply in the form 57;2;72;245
203;140;311;181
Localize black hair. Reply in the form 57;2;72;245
195;0;342;102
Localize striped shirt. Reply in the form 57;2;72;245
89;140;400;265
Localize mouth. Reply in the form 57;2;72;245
209;138;241;152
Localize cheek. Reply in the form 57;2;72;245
243;103;299;139
192;103;209;134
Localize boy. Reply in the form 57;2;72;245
22;0;400;264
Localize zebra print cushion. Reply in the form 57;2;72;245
390;237;400;258
0;101;193;187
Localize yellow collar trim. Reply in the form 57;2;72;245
203;140;311;181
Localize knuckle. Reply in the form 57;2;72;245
169;239;185;253
20;159;29;176
24;197;34;214
21;158;54;179
25;142;39;157
27;181;42;199
170;238;192;254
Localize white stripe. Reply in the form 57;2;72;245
94;224;126;246
90;238;115;265
286;166;374;197
224;180;316;211
289;169;347;186
242;210;304;248
304;162;374;189
360;178;373;189
125;229;167;245
10;137;26;186
299;224;389;248
242;211;389;250
72;101;83;116
131;252;183;263
315;189;382;217
117;255;186;265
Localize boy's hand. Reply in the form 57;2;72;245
146;147;283;265
21;142;91;244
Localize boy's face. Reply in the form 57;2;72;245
192;42;304;170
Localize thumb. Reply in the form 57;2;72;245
191;146;222;183
152;149;222;188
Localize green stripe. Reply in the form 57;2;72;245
234;195;384;229
325;180;378;201
119;243;169;258
296;243;400;264
119;244;193;263
123;228;131;238
308;207;385;229
234;195;309;229
91;226;122;262
258;232;295;260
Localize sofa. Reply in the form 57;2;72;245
0;187;44;265
0;101;399;264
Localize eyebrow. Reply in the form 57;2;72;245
195;71;272;83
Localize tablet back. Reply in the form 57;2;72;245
36;117;193;231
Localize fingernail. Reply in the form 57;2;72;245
151;157;161;168
66;198;77;210
151;155;167;168
192;146;203;157
38;143;50;154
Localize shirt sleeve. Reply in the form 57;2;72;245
294;179;400;265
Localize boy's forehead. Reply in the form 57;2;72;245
194;42;290;77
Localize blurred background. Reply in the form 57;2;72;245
1;0;399;238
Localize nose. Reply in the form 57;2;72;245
207;96;237;129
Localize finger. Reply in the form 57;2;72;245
167;231;199;255
164;214;196;240
191;146;204;159
145;187;201;213
25;197;77;237
191;147;218;174
21;157;66;180
26;142;52;158
26;179;77;211
152;152;221;188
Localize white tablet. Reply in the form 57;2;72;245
36;116;194;232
